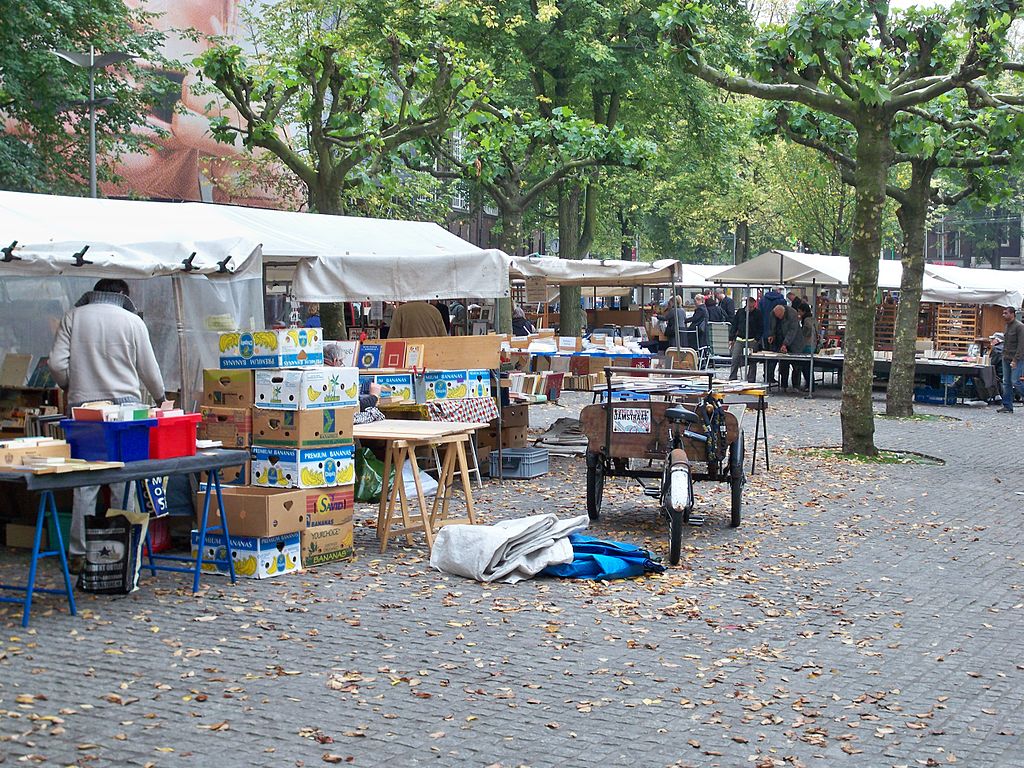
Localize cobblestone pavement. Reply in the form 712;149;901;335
1;389;1022;768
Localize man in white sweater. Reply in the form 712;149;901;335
49;279;166;566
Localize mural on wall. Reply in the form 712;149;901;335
105;0;296;208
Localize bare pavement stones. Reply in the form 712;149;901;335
0;392;1022;767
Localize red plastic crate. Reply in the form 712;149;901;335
149;413;202;460
148;516;171;553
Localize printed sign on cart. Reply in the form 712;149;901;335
612;407;652;434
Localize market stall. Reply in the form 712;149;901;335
0;191;264;409
713;250;1024;396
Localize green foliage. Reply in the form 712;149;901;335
195;0;493;214
0;0;173;194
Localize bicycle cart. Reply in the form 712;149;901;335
579;367;745;565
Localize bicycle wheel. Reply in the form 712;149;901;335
730;433;744;527
668;507;683;565
586;452;604;521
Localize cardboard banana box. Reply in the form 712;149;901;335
251;442;355;489
254;367;358;410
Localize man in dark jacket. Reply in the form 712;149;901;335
716;290;735;322
759;288;788;383
997;305;1024;412
705;296;728;323
770;303;803;392
728;297;763;381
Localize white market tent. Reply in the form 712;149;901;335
216;205;511;302
712;249;1024;307
509;255;681;287
0;191;265;406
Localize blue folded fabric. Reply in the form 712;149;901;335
542;533;666;580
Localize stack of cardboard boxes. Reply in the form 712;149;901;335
477;404;529;471
194;328;359;577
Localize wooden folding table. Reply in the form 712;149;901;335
353;420;487;552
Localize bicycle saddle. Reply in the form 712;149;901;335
666;406;699;424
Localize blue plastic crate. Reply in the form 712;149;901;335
912;386;956;406
490;447;550;479
60;419;157;462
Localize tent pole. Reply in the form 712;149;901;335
671;265;681;353
809;279;816;398
172;276;191;410
743;287;749;382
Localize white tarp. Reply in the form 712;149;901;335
509;256;681;287
0;191;261;277
210;205;511;301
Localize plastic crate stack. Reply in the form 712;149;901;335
196;329;357;578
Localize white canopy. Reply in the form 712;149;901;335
509;256;682;287
0;191;261;278
712;249;1023;306
293;249;511;302
924;263;1024;307
712;251;905;288
209;205;511;301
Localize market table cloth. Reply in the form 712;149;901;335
425;397;500;424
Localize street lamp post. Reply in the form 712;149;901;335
50;46;134;198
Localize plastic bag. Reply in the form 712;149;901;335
77;508;149;594
355;446;393;503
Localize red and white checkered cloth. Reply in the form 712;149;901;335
426;397;500;424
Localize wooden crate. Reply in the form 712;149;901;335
934;303;980;354
874;302;898;351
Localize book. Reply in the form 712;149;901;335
404;343;425;369
0;354;33;387
382;340;406;368
333;340;360;367
26;357;56;389
358;342;382;369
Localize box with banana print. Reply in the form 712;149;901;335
251;442;355;489
190;530;301;579
254;367;359;410
218;329;323;369
358;373;414;402
424;370;469;401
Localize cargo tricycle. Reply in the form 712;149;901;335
580;367;744;565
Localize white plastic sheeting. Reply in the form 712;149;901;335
293;249;511;302
0;191;262;278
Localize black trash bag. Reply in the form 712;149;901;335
77;509;149;594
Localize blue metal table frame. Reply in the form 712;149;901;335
0;449;249;627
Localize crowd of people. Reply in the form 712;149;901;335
654;288;821;392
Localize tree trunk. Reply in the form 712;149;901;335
494;211;525;336
886;164;932;418
308;185;347;339
841;118;891;455
736;220;749;263
557;181;584;336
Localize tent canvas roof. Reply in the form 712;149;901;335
0;191;261;278
712;249;1023;306
509;256;683;287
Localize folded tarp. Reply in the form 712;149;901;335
429;513;589;583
